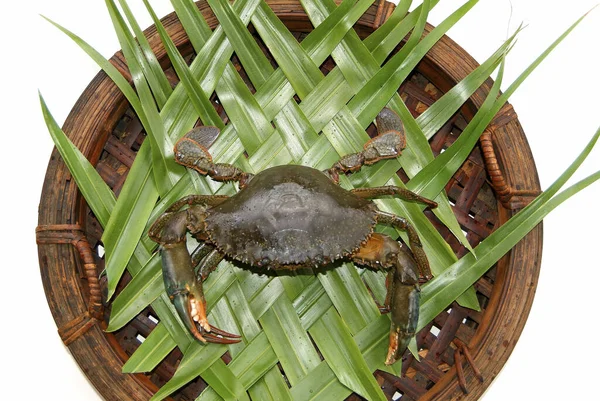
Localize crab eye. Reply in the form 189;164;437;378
175;152;184;161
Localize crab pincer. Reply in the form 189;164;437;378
159;236;241;344
353;233;422;365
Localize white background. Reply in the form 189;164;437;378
1;0;599;399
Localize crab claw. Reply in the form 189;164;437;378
172;290;210;342
161;241;241;344
384;247;420;366
171;291;242;344
384;283;419;365
385;322;414;366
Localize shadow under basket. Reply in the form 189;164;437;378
36;1;542;400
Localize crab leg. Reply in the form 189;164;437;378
353;233;421;365
165;194;229;212
351;186;438;209
324;108;406;182
375;210;433;281
174;129;253;188
148;203;241;344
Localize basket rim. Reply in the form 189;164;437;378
36;1;542;400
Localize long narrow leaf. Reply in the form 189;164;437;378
106;254;163;331
309;308;387;401
143;0;224;129
110;0;486;334
105;0;183;193
419;126;600;328
40;14;198;343
409;11;590;198
206;0;317;159
365;0;439;62
201;359;251;401
117;0;173;108
101;150;158;298
252;2;323;99
417;26;522;138
407;56;506;199
102;0;187;298
122;322;176;373
149;343;227;401
259;299;321;385
41;16;147;126
349;0;479;125
39;93;116;226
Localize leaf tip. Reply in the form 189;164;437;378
585;4;599;16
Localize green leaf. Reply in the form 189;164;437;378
409;9;590;200
39;93;116;227
100;0;187;297
200;359;250;401
225;332;278;388
206;0;317;160
259;298;321;385
287;314;402;399
396;0;431;62
108;256;238;335
299;0;479;308
106;254;163;332
116;0;173;108
205;0;273;87
309;308;387;401
249;367;293;401
407;55;506;200
105;0;184;194
289;362;350;401
252;2;323;99
143;0;225;129
388;98;476;255
41;15;198;341
41;16;147;122
46;2;600;400
318;263;380;334
149;342;227;401
418;126;600;329
122;322;176;373
102;150;158;299
416;26;521;139
364;0;439;62
348;0;479;124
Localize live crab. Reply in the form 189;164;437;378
149;108;438;365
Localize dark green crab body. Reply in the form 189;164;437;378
205;164;377;268
149;108;438;365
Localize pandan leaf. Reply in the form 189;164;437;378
39;93;116;226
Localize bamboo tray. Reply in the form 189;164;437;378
36;0;542;399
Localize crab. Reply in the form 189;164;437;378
149;108;437;365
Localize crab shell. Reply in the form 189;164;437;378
204;164;378;268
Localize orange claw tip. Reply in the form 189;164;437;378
203;333;242;344
385;327;412;365
209;325;242;339
385;353;398;366
173;292;209;343
191;331;209;343
385;330;400;365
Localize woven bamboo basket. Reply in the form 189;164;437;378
36;0;542;399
